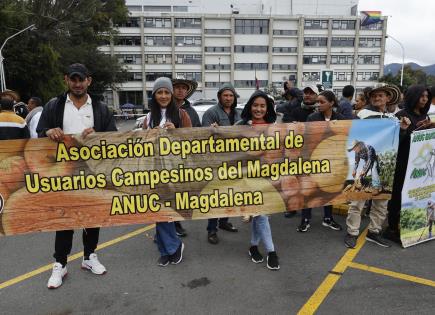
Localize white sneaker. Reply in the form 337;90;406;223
47;263;67;289
81;253;107;275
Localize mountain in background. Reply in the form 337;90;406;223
384;63;435;76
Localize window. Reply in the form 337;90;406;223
361;21;383;30
145;72;172;81
119;91;143;106
234;45;268;53
126;72;143;81
358;55;380;64
144;18;171;28
332;20;356;30
302;72;320;82
331;37;355;47
176;72;202;81
272;64;297;70
333;72;352;81
205;82;230;88
127;6;142;11
205;47;231;52
115;36;141;46
330;55;354;65
304;20;328;29
205;64;231;70
173;6;188;12
304;37;328;47
176;54;202;64
235;80;268;88
273;30;297;35
174;18;201;28
116;17;140;27
235;19;269;34
205;29;231;35
272;47;297;53
303;55;326;64
234;63;268;70
145;54;172;64
357;72;379;81
143;6;171;12
175;36;201;46
145;36;171;46
359;37;381;48
118;54;142;64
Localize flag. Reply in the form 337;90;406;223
255;69;259;90
360;11;381;26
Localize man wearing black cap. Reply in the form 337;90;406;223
201;83;240;244
37;63;117;289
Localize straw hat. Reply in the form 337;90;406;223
368;83;401;106
171;76;198;99
347;140;363;152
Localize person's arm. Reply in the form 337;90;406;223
361;146;375;175
36;103;52;138
180;109;192;128
102;105;117;132
201;109;217;127
28;112;41;138
340;102;353;119
353;152;360;175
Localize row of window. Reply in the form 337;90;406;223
305;37;382;47
117;18;200;28
234;45;268;53
304;19;383;30
235;80;269;88
302;71;379;82
303;55;380;65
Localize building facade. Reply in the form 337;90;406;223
99;0;386;109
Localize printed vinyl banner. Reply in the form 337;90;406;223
401;129;435;247
0;119;399;236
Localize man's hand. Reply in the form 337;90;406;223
163;121;175;129
81;127;95;138
352;170;357;178
400;116;411;130
210;122;219;127
46;128;64;142
416;118;432;130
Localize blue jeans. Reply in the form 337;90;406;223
155;222;181;256
251;215;275;252
302;206;333;220
370;161;381;188
207;217;229;233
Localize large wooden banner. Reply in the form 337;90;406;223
0;119;399;236
401;128;435;247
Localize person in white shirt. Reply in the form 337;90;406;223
25;97;43;138
37;63;117;289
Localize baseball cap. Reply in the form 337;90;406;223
303;85;321;95
66;63;90;79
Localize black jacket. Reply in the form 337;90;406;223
37;93;117;137
307;111;345;122
181;100;201;127
282;104;316;123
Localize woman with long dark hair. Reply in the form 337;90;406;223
144;77;192;266
385;85;432;243
237;90;280;270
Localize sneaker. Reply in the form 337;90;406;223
366;231;391;248
344;233;357;249
249;245;264;263
81;253;107;275
175;222;187;237
169;242;185;264
47;263;67;289
267;252;280;270
157;255;170;267
208;232;219;244
322;218;343;231
218;221;238;232
296;219;310;232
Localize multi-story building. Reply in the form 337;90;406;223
99;0;386;109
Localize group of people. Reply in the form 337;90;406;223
1;62;434;290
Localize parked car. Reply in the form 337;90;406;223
192;99;217;107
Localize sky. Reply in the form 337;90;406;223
358;0;435;66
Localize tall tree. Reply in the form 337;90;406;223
0;0;128;103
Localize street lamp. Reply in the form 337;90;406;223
0;24;36;91
385;34;405;87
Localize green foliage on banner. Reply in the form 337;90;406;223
0;0;128;102
377;150;397;191
400;207;427;231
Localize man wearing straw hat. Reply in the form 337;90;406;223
344;83;411;249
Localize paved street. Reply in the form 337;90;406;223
0;120;434;314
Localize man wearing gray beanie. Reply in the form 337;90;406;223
201;83;241;244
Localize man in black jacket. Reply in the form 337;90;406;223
282;85;322;123
37;63;117;289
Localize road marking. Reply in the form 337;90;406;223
0;225;155;290
349;262;435;288
297;229;368;315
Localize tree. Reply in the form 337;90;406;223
0;0;128;103
379;65;435;89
